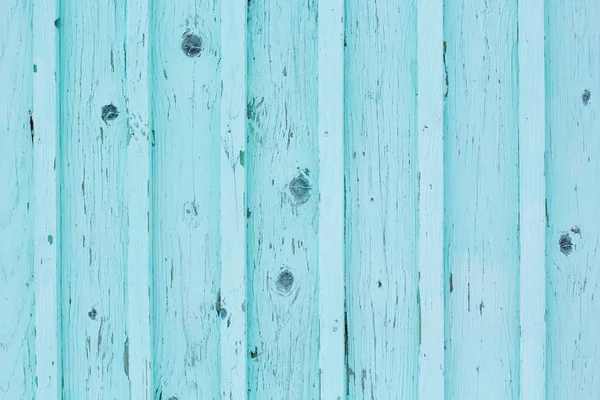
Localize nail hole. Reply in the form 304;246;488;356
181;33;203;57
183;201;200;227
250;346;258;359
88;308;97;320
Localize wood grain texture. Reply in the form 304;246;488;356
0;1;36;398
33;0;60;398
5;2;600;398
443;1;520;398
149;1;222;398
59;0;130;398
518;0;546;398
246;1;319;398
344;1;419;398
317;0;345;399
220;1;247;399
124;0;152;397
59;1;131;398
545;1;600;398
417;0;445;398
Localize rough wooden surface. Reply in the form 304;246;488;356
4;0;600;398
150;1;222;398
417;0;445;398
317;0;345;398
59;0;132;397
518;0;546;398
0;1;36;398
344;1;419;398
546;1;600;398
246;1;319;398
33;0;60;398
219;1;247;399
444;1;520;398
125;0;152;397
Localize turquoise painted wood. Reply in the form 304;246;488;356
1;0;599;399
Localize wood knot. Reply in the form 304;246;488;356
181;33;203;57
276;269;294;294
582;89;591;106
288;173;311;206
559;232;573;255
101;104;119;123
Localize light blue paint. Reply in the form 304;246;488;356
0;0;599;399
444;0;520;398
344;1;419;398
545;1;600;398
246;1;320;398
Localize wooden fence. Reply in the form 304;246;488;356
1;0;598;398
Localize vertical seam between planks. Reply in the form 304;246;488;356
518;0;547;398
124;0;152;396
318;0;346;399
33;0;61;397
417;0;445;399
220;1;248;399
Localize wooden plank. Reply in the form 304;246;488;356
518;0;546;398
0;1;37;398
32;0;60;398
417;0;445;398
246;1;319;398
149;1;222;398
545;1;600;398
219;1;247;399
344;1;419;398
59;0;130;397
443;1;520;398
317;0;345;398
124;0;152;398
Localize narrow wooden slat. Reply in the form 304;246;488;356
417;0;445;398
317;0;345;398
149;1;222;398
545;1;600;398
125;0;152;398
443;1;520;398
59;0;130;397
518;0;546;398
0;1;36;398
246;1;320;398
344;1;420;398
219;1;247;399
32;0;60;398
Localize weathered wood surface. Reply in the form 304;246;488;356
545;1;600;398
1;0;600;399
59;0;131;397
519;0;546;398
444;0;520;399
0;1;36;398
246;1;320;398
150;0;222;398
344;1;419;399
